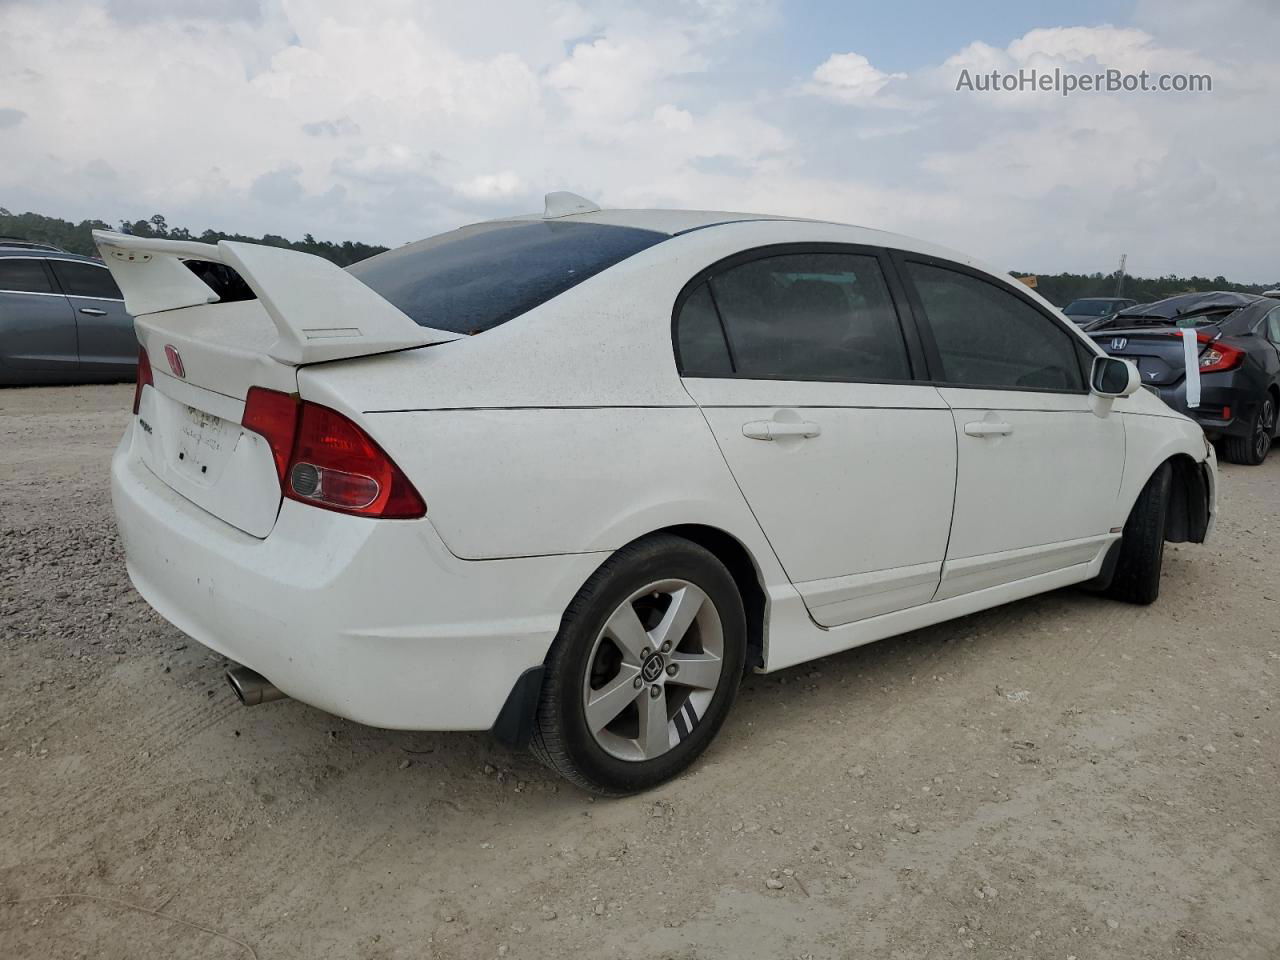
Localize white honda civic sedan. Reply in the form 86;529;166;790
101;194;1215;795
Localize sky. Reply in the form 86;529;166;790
1;0;1276;280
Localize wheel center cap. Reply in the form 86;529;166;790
641;653;666;683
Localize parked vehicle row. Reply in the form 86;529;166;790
1086;292;1280;464
1063;296;1138;324
98;197;1214;794
0;239;137;384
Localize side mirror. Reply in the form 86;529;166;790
1091;355;1140;397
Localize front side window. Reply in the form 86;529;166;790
348;220;667;334
906;262;1085;391
0;258;54;294
50;260;122;300
683;252;911;382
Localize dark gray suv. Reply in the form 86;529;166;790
0;239;136;385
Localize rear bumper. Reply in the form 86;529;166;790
1153;377;1256;439
111;425;605;730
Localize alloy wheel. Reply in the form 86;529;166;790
582;579;725;762
1255;397;1275;461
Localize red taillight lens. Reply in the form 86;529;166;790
240;388;425;520
1198;340;1244;373
1164;331;1246;374
242;387;300;483
132;347;153;415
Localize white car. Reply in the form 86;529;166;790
101;194;1215;795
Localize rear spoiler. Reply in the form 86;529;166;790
92;230;460;365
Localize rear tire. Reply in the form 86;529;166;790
530;534;746;796
1107;463;1171;605
1221;393;1274;465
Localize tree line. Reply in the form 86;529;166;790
1011;269;1279;307
3;208;1276;302
0;209;387;267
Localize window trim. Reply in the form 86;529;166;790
670;242;929;386
46;257;125;303
0;255;62;297
889;250;1096;396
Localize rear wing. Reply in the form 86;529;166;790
92;230;460;365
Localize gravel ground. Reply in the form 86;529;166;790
1;383;1277;960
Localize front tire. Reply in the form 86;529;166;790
530;534;747;796
1107;463;1171;605
1221;393;1275;465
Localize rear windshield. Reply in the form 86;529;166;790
347;220;668;334
1065;299;1125;316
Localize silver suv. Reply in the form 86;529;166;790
0;238;136;385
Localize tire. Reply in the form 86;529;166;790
1107;462;1171;605
530;534;747;796
1221;393;1275;465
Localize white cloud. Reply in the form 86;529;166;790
456;171;525;200
806;52;906;102
0;0;1276;281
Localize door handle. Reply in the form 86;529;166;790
964;420;1013;438
78;307;107;316
742;420;822;441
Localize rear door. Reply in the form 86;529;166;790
48;259;135;375
677;246;957;626
895;254;1124;598
0;256;79;374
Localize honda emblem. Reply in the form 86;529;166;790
164;344;186;379
1109;337;1127;351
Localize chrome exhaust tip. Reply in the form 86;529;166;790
226;666;286;707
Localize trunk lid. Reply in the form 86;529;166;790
1089;326;1215;387
96;230;459;537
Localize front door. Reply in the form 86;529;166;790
675;248;957;626
896;256;1125;598
0;257;78;373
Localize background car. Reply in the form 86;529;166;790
1089;291;1280;464
0;238;136;385
1062;296;1138;324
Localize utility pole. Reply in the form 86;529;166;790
1114;254;1127;297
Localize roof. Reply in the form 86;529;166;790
1116;290;1264;319
0;238;67;254
0;246;101;264
496;195;981;274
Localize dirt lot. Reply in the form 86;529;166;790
1;383;1276;960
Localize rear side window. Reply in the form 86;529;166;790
1267;307;1280;343
905;262;1085;392
348;221;667;334
692;252;911;382
675;283;733;376
50;260;123;299
0;258;54;294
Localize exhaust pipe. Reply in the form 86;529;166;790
226;666;287;706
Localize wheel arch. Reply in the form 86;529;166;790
657;523;768;672
491;522;769;749
1163;453;1211;544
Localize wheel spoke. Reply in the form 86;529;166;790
651;585;706;652
584;665;642;732
668;651;722;690
605;604;651;662
637;687;671;757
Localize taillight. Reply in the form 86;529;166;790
1164;331;1246;374
240;388;425;519
242;387;300;483
1198;340;1244;373
132;347;153;415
